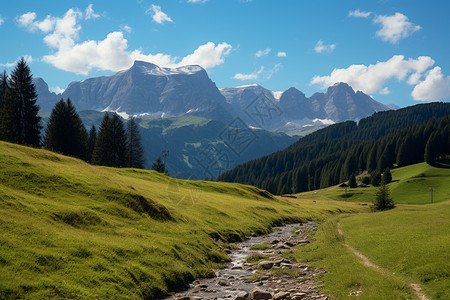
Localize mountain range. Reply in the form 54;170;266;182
33;60;396;133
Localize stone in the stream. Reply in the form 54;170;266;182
271;239;280;244
258;261;274;270
235;291;249;300
273;292;291;300
218;280;229;286
284;241;295;247
175;297;190;300
190;297;202;300
275;242;288;250
249;288;272;300
280;263;292;269
291;292;307;300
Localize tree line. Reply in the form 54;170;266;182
219;103;450;195
0;58;146;170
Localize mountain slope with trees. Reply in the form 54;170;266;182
218;103;450;194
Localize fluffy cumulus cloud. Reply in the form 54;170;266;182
18;8;231;75
374;12;421;43
179;42;232;68
17;12;56;33
147;5;173;24
255;48;271;58
348;9;372;18
314;40;336;54
310;55;435;95
187;0;208;3
0;15;5;27
411;67;450;101
277;51;287;57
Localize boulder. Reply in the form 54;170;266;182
274;291;291;300
235;291;249;300
249;288;272;300
258;260;274;270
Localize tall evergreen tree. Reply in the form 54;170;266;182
126;117;145;168
8;57;42;146
87;125;97;162
382;168;392;184
424;131;439;165
373;182;395;211
92;113;127;167
371;171;382;187
45;99;88;159
0;70;7;111
348;173;357;188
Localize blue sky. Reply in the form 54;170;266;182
1;0;449;107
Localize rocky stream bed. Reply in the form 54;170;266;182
167;222;329;300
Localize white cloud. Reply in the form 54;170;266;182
234;66;264;81
179;42;232;68
147;5;173;24
277;51;287;57
314;40;336;54
348;9;372;18
0;15;5;27
255;48;271;58
17;12;56;33
120;25;132;33
411;67;450;101
188;0;208;3
266;63;282;80
43;9;82;49
85;4;100;20
0;55;33;67
43;30;231;74
374;12;421;44
234;63;281;81
19;8;230;75
310;55;435;95
379;87;390;95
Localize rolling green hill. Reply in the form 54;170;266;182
295;162;450;204
0;141;360;299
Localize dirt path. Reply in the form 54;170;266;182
337;223;429;300
167;222;329;300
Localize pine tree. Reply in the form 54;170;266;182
45;99;88;159
367;146;378;172
92;114;113;166
92;113;127;167
348;173;357;188
8;57;42;146
373;182;395;211
0;70;7;111
371;171;382;187
151;156;166;173
424;132;438;165
126;117;145;168
87;125;97;162
382;168;392;184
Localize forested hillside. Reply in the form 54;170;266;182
218;103;450;194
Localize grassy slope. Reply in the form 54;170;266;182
294;162;450;299
296;162;450;204
0;141;362;299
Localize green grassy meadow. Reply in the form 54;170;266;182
296;162;450;204
294;162;450;299
0;141;362;299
